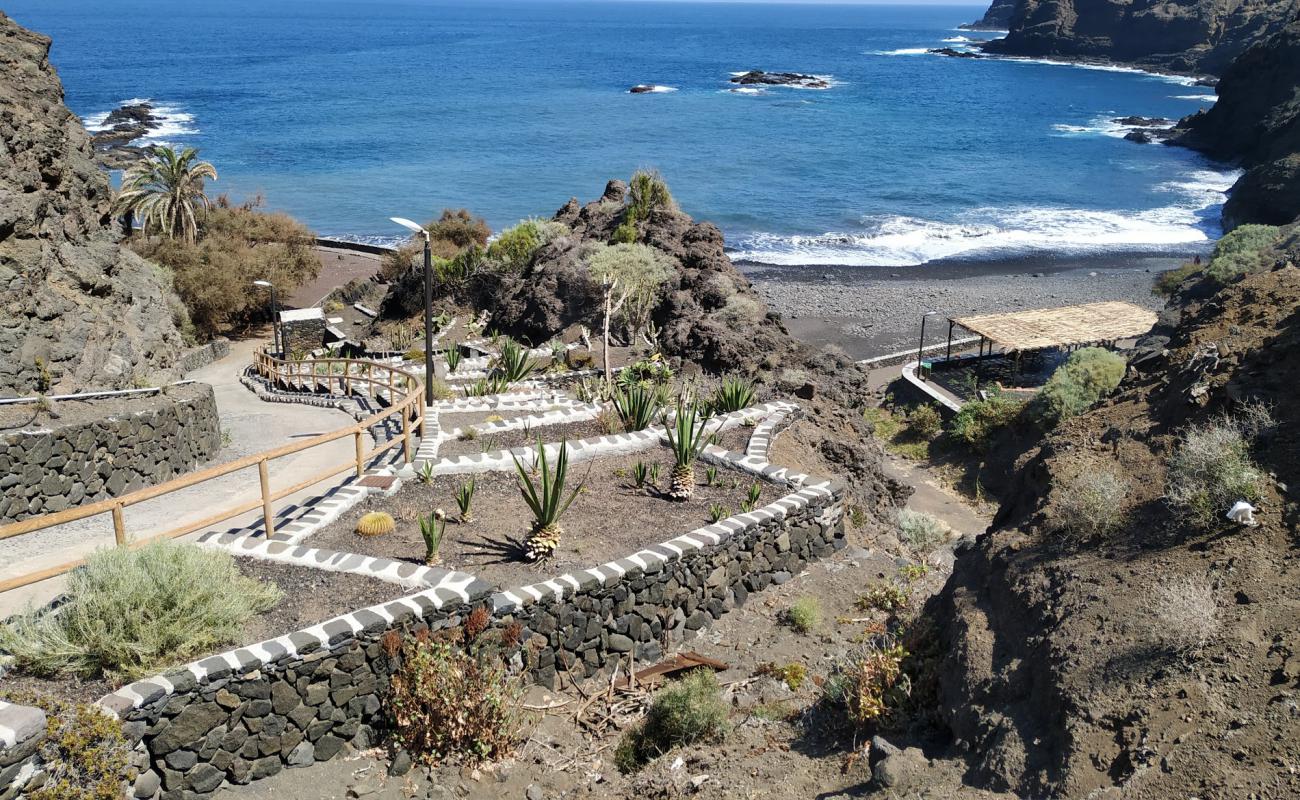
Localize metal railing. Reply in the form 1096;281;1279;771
0;351;424;593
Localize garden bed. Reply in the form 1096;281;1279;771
436;418;609;458
0;558;409;704
304;448;768;590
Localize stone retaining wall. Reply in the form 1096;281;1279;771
89;479;842;800
176;339;230;376
0;701;44;800
0;383;222;523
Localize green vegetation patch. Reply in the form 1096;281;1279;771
1033;347;1127;427
615;669;728;772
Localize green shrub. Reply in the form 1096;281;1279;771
906;404;942;440
613;384;663;431
615;669;726;772
611;220;638;244
380;209;491;282
711;375;756;414
1154;261;1204;296
0;542;281;680
486;220;542;271
0;692;133;800
627;169;677;221
786;597;822;633
896;508;949;552
617;356;674;390
1034;347;1127;426
1166;412;1268;526
1050;464;1129;536
1204;224;1282;284
948;392;1026;452
387;632;522;766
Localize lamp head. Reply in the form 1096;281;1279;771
390;217;429;240
253;280;273;288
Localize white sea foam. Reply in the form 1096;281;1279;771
1174;93;1217;102
1051;115;1174;139
870;48;930;56
995;56;1202;86
728;167;1239;267
727;87;766;95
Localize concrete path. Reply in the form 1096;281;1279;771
0;336;370;617
881;453;990;539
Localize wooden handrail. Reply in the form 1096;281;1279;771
0;350;424;593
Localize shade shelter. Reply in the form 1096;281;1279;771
943;301;1158;361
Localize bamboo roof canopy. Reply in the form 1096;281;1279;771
950;301;1158;352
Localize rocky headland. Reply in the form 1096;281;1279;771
978;0;1299;74
0;12;185;395
961;0;1016;31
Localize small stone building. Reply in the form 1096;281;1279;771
279;308;327;355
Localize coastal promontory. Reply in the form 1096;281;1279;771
0;12;184;395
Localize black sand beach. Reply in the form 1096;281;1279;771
740;252;1185;360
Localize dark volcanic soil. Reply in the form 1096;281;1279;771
306;448;766;590
436;418;609;458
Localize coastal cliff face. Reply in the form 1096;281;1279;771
1178;15;1300;227
0;12;183;396
981;0;1299;74
962;0;1017;31
930;263;1300;797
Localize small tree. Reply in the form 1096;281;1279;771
113;145;217;243
584;243;675;385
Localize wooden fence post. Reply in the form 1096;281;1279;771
258;460;274;535
354;430;364;477
111;503;126;546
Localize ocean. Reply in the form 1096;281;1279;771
7;0;1238;268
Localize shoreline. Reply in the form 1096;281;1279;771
741;252;1182;361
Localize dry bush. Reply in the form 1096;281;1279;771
1049;464;1129;536
129;197;319;339
387;630;523;766
1166;411;1267;526
822;635;910;727
1034;347;1127;426
1150;576;1219;651
0;542;281;680
379;208;491;281
896;508;949;553
785;596;822;633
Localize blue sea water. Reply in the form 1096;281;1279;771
7;0;1237;267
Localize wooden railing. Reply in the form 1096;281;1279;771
0;352;424;593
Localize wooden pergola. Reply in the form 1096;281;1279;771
939;301;1158;362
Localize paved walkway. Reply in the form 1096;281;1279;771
0;336;369;617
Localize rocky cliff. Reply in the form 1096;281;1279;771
962;0;1017;31
1177;14;1300;227
980;0;1299;74
0;12;184;396
929;260;1300;796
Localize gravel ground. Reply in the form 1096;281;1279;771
742;254;1181;360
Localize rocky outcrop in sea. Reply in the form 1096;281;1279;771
89;101;163;168
729;70;830;89
0;12;185;395
976;0;1300;74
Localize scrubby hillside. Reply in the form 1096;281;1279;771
0;12;184;395
1177;13;1300;228
930;261;1300;797
980;0;1299;74
376;177;910;525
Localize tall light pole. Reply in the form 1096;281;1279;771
253;280;280;357
390;217;435;405
916;310;939;382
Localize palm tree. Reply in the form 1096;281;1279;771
114;145;217;243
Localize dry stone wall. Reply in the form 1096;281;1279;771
0;383;221;523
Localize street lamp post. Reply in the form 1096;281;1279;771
916;310;939;382
389;217;435;406
253;280;280;357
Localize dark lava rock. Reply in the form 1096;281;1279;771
960;0;1015;31
0;12;185;395
729;70;830;89
1125;130;1155;144
1113;116;1174;127
628;85;656;94
928;47;982;59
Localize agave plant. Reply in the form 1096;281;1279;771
708;503;728;524
512;439;584;561
418;509;447;566
493;338;536;384
713;375;756;414
613;384;662;432
417;462;435;485
455;478;476;522
631;460;649;491
445;347;462;374
663;399;711;501
704;465;719;486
